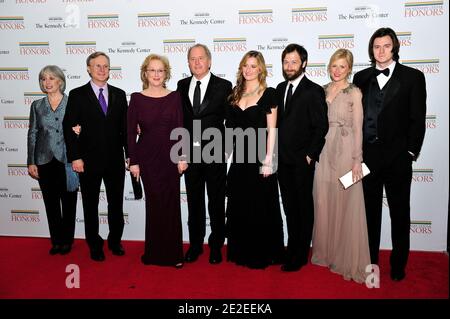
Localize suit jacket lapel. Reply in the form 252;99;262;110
181;77;194;114
106;84;115;116
382;65;401;109
284;77;305;116
85;82;107;117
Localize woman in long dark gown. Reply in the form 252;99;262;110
128;54;187;268
225;50;285;269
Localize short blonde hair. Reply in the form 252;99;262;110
140;54;172;89
328;49;354;80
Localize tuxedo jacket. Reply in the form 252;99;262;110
63;82;128;173
353;63;426;160
177;73;232;161
276;76;329;165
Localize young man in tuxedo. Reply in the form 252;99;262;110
63;52;128;262
276;44;329;272
177;44;232;264
353;27;426;281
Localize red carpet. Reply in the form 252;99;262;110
0;236;447;299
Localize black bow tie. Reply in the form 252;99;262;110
375;68;390;77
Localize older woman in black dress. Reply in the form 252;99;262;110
128;54;187;268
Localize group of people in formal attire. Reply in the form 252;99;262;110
27;27;426;284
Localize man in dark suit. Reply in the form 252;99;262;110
63;51;128;262
177;44;232;264
276;44;329;272
353;27;426;281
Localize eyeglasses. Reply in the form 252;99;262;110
146;69;165;74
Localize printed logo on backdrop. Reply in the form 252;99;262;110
35;16;78;30
0;187;22;199
405;1;444;17
163;39;195;54
78;212;129;225
426;115;437;129
0;68;29;81
412;169;434;183
16;0;47;3
137;13;170;27
305;63;327;80
256;37;289;51
213;38;247;53
107;41;152;54
1;96;14;105
0;49;10;55
19;42;50;55
11;210;40;223
0;16;25;30
0;141;19;153
318;34;354;50
87;14;119;28
24;92;45;106
31;187;42;200
410;221;432;234
266;64;273;78
353;62;372;75
338;5;388;28
4;116;28;129
109;67;122;80
239;9;273;24
292;7;327;23
179;12;225;26
402;59;439;74
65;41;96;55
7;164;28;176
397;32;412;46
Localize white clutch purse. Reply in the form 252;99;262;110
339;163;370;189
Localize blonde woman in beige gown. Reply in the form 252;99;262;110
312;49;371;283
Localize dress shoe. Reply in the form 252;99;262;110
175;262;184;269
90;249;105;262
49;245;61;255
281;262;303;272
184;246;203;263
108;244;125;256
209;248;222;264
390;269;406;281
59;244;72;255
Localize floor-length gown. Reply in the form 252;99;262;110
312;83;371;283
127;91;183;266
225;87;285;269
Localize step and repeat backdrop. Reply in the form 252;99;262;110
0;0;448;251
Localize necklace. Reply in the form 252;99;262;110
242;85;260;97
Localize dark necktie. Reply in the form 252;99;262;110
193;80;201;114
98;88;108;114
374;68;390;77
285;83;293;111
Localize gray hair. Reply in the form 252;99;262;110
187;43;212;61
38;65;66;93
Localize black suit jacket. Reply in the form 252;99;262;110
63;82;128;173
177;73;232;162
353;63;426;160
276;76;329;165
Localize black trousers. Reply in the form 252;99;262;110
278;159;314;265
184;162;226;250
278;161;315;266
363;143;412;272
79;167;125;251
37;158;77;246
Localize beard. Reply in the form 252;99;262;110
283;68;303;81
